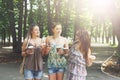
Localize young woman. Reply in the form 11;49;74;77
21;24;44;80
66;28;96;80
44;22;69;80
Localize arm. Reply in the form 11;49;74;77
58;37;69;56
21;39;28;57
87;49;96;67
63;38;69;56
43;36;51;55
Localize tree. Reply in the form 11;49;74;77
28;0;34;25
6;0;17;52
109;0;120;64
54;0;61;22
17;0;24;53
23;0;28;39
47;0;52;35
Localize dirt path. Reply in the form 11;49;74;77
0;45;120;80
86;46;120;80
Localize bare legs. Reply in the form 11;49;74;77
49;72;64;80
35;79;41;80
26;79;33;80
49;73;56;80
26;79;41;80
57;72;64;80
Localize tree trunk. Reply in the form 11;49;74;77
3;28;5;46
74;0;82;40
23;0;27;39
74;13;80;40
7;0;17;52
109;1;120;64
63;0;70;37
28;0;34;25
47;0;52;35
54;0;61;22
110;10;120;48
1;28;5;46
17;0;23;53
37;0;44;38
8;27;11;46
112;26;116;45
102;23;105;43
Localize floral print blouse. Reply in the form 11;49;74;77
47;43;67;68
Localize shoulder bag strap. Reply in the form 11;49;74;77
22;38;30;63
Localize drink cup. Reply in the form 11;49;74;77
57;48;61;52
90;55;96;60
27;46;34;49
26;46;34;55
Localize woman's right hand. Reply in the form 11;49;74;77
21;51;27;57
90;55;96;60
87;55;96;67
45;45;51;55
41;43;51;55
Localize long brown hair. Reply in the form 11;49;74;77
76;28;91;64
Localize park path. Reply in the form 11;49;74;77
0;44;120;80
86;44;120;80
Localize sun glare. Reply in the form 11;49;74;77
91;0;111;13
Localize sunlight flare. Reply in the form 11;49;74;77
90;0;111;14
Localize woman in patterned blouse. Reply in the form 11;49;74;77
66;28;96;80
44;22;69;80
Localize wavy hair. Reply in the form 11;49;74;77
76;28;91;64
26;23;39;40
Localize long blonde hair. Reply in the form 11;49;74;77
26;24;40;40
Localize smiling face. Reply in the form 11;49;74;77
52;24;62;36
31;26;40;37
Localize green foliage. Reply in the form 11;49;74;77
0;0;120;49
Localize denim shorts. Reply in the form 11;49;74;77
24;69;43;79
48;67;65;74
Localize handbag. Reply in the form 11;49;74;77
19;38;30;74
19;57;26;74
